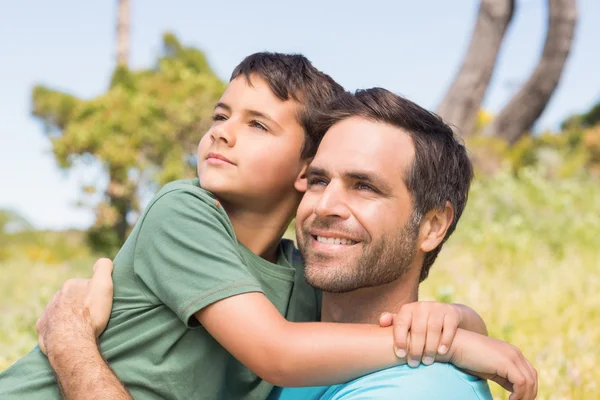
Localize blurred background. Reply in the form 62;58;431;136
0;0;598;398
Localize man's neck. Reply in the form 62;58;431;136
321;265;422;324
222;194;301;263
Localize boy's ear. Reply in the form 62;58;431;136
294;162;310;193
419;201;454;253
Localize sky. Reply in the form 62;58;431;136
1;0;599;230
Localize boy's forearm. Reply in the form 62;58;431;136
454;304;488;335
257;321;402;387
46;330;131;400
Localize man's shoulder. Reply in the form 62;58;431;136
324;363;493;400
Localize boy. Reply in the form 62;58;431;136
0;53;489;399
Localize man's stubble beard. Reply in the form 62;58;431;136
298;215;420;293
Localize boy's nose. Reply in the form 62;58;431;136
211;125;236;147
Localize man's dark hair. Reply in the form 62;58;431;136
314;88;474;282
231;52;345;158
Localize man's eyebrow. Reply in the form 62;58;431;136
214;102;231;112
306;166;328;177
345;171;392;193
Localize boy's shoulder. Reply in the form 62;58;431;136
146;178;223;214
157;178;214;200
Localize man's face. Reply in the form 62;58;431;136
198;74;307;208
296;117;420;293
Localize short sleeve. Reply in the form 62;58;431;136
327;364;492;400
133;186;264;327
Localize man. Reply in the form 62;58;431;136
33;88;537;399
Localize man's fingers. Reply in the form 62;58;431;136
438;314;458;355
92;258;114;294
392;311;411;358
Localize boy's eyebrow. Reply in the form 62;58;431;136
246;109;281;128
214;102;231;112
213;103;282;130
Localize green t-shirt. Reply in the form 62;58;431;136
0;179;319;400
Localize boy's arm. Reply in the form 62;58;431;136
195;292;398;387
379;301;487;368
455;303;488;335
39;259;535;399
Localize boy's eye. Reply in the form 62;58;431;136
212;114;227;122
250;121;268;131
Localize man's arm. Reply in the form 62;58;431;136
46;332;131;400
36;259;132;400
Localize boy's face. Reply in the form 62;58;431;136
198;75;307;208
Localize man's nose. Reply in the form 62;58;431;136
314;183;351;220
210;121;237;147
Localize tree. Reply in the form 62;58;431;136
436;0;516;138
484;0;578;143
116;0;130;66
32;33;226;254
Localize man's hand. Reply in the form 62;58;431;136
447;329;538;400
36;258;115;355
379;301;463;367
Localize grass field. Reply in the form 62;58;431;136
1;166;598;399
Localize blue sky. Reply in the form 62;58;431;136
1;0;598;230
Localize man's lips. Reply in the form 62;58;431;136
308;230;361;248
206;152;235;166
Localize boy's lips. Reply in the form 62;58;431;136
206;152;235;166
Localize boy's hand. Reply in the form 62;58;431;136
379;301;462;367
449;330;538;400
36;258;115;355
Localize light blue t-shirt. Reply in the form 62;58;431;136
270;363;493;400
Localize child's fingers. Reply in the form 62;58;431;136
379;312;393;327
422;318;443;365
438;314;459;355
407;313;428;367
392;311;411;358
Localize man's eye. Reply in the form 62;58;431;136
250;121;268;131
357;183;376;192
308;178;327;186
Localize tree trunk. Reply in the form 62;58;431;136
116;0;130;66
436;0;516;138
484;0;577;144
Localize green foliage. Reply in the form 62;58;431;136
32;33;226;253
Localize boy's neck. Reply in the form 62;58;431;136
222;195;300;263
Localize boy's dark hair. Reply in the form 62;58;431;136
313;88;474;282
230;52;345;158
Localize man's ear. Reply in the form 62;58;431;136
419;201;454;253
294;161;310;193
